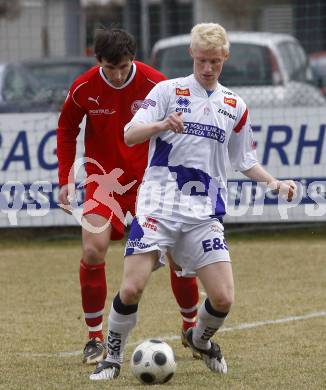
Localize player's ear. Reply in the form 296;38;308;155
189;47;193;58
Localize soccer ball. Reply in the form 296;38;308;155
130;339;176;385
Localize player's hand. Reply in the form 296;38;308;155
280;180;297;202
162;111;184;133
58;184;75;214
269;180;297;202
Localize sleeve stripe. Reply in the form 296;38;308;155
233;108;248;133
146;77;157;85
72;81;88;108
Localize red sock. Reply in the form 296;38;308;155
169;267;199;331
79;259;107;341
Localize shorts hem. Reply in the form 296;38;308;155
195;257;231;270
125;244;167;270
82;211;124;241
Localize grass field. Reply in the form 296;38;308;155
0;227;325;390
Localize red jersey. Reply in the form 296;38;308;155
57;61;166;187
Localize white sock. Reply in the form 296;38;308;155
192;299;228;351
105;296;138;364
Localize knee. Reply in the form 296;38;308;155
210;290;234;313
82;244;106;264
120;283;144;305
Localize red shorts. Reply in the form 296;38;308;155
83;181;137;241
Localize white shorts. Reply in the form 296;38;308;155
124;215;230;275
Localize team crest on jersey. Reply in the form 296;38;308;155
176;88;190;96
131;100;143;114
141;99;157;109
224;97;237;108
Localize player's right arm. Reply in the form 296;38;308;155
124;81;183;146
57;82;87;209
58;184;72;211
125;111;184;146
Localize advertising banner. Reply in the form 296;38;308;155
0;108;325;227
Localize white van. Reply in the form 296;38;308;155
151;32;326;108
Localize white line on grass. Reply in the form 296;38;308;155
16;310;326;358
128;310;326;346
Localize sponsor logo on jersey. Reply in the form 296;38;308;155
218;108;236;120
183;121;225;143
89;108;116;115
141;99;156;109
142;216;158;231
176;88;190;96
222;89;235;96
224;97;237;108
131;99;143;115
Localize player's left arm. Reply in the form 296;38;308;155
242;163;297;202
228;104;296;201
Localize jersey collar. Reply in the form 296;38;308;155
99;62;137;89
190;74;221;97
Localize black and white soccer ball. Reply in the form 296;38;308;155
130;339;176;385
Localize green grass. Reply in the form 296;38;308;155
0;229;325;389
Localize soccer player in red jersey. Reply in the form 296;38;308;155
57;28;199;364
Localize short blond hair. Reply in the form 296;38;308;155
190;23;230;55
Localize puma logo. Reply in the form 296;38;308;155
88;96;100;106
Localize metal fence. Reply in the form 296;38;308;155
1;1;325;60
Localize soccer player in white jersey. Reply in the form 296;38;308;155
90;23;297;380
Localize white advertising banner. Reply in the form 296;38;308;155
0;113;82;227
226;107;326;222
0;108;325;227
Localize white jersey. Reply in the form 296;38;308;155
124;74;258;223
